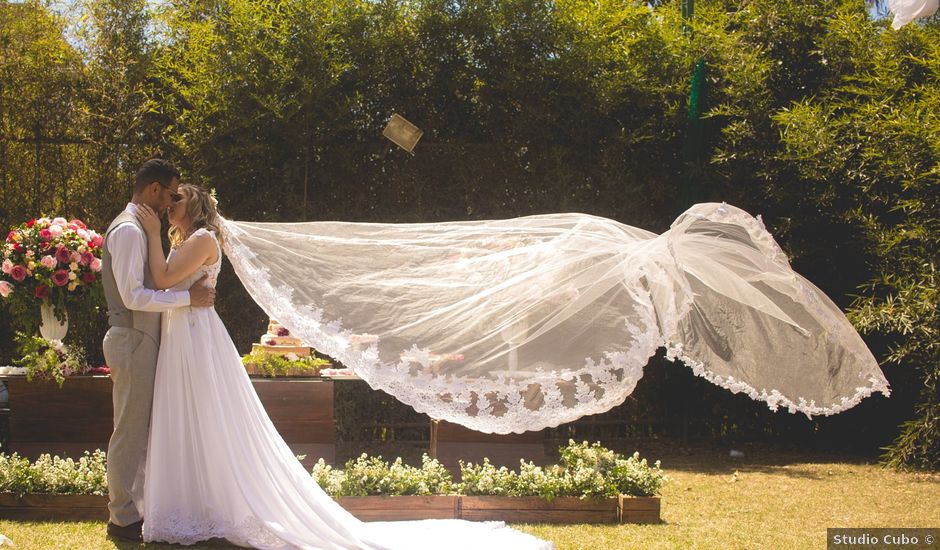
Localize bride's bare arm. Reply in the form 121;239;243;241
135;205;218;290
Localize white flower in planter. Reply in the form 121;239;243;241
890;0;940;29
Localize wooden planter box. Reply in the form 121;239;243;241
620;494;662;524
0;493;660;524
337;495;460;521
462;496;618;523
0;493;109;521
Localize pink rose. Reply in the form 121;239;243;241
70;251;82;264
0;280;12;298
55;247;71;264
6;231;17;242
52;217;67;226
91;234;104;248
77;229;90;241
48;225;63;238
69;219;86;230
40;255;56;269
90;258;102;272
10;265;26;282
80;251;94;266
38;229;52;241
1;259;11;274
52;269;69;286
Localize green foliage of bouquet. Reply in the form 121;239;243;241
13;333;90;388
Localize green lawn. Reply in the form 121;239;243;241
1;443;936;549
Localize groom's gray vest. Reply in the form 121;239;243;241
102;210;161;344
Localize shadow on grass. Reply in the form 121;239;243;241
551;436;883;479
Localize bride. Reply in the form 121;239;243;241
135;184;554;549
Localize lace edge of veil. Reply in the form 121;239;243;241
664;342;891;419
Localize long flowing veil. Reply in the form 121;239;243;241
218;202;889;434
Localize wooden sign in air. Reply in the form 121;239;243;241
383;113;423;153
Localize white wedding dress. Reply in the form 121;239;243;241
143;228;554;549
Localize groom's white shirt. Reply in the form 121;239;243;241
108;202;190;310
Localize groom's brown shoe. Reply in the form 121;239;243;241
107;519;143;542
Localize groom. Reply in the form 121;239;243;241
101;159;216;542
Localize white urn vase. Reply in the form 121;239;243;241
39;303;68;341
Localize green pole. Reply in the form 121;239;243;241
680;0;706;209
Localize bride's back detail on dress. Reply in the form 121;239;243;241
143;228;554;549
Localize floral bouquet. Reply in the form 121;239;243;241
13;333;90;387
1;217;104;331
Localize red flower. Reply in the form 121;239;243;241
52;269;69;286
12;243;22;252
91;235;104;248
5;231;16;242
80;251;94;266
82;271;96;284
277;327;290;337
26;219;36;228
55;247;71;264
10;265;26;282
34;284;49;300
39;229;52;241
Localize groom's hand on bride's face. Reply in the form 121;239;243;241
189;275;216;307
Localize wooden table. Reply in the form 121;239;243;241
0;376;335;468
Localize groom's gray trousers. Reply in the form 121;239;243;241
102;326;158;527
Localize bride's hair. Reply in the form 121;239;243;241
169;184;225;249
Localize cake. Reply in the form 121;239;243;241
251;319;311;357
